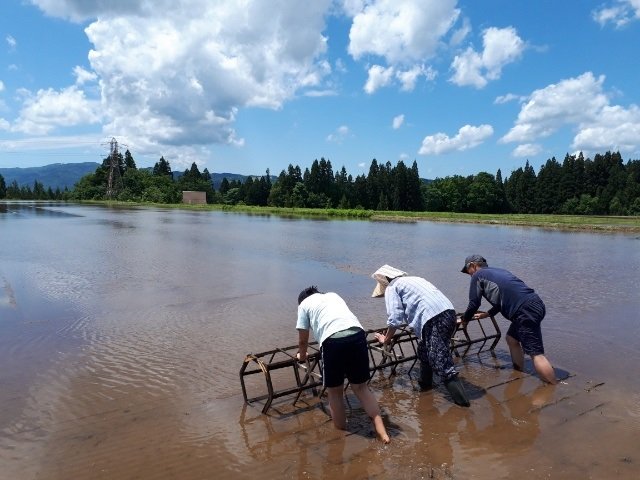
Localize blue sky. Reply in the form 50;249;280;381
1;0;639;179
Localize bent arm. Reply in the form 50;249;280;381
374;326;397;345
297;329;310;361
462;276;482;323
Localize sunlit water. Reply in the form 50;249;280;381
1;201;639;479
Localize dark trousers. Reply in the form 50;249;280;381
417;309;457;383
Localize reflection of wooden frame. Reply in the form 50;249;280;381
240;313;501;414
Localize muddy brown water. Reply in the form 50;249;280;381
1;201;639;479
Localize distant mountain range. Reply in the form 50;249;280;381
0;162;268;190
0;162;100;190
0;162;431;191
172;170;265;190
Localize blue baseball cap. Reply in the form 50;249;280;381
461;254;486;273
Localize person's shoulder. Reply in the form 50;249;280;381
388;276;423;294
322;291;349;305
395;275;421;285
386;278;405;292
478;266;512;279
486;266;511;275
299;292;322;308
324;291;342;300
474;267;494;278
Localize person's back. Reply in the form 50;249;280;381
460;255;557;384
386;276;454;335
469;266;536;320
372;266;470;407
296;286;390;443
297;291;361;345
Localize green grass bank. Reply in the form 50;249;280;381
77;200;640;233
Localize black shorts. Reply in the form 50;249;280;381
507;295;546;356
321;329;370;388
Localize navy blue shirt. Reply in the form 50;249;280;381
462;267;537;322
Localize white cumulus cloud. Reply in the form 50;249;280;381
396;64;436;91
12;86;101;135
572;104;640;153
501;71;640;156
500;72;607;144
365;63;436;93
326;125;350;143
449;16;471;47
364;65;394;94
6;35;17;50
24;0;334;161
592;0;640;28
0;134;104;150
419;124;493;155
73;66;97;85
347;0;459;93
29;0;162;23
494;93;523;104
512;143;542;158
450;26;525;88
392;114;404;129
347;0;460;64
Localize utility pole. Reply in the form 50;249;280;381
105;137;123;199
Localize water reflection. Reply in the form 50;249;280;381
0;201;82;218
461;378;549;457
0;203;639;480
0;275;17;308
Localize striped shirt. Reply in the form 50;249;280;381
384;276;454;336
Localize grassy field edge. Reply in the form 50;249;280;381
68;200;640;233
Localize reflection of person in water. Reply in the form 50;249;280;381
385;391;464;477
322;434;388;478
461;375;553;456
412;394;456;475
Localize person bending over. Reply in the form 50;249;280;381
460;255;557;384
371;265;470;407
296;286;390;443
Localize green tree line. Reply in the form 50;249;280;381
1;150;639;215
0;176;67;200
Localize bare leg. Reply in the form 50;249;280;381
506;334;525;371
350;382;390;443
532;354;557;384
326;386;347;429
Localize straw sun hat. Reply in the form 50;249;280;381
371;265;407;297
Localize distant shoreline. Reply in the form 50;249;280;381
3;199;639;233
75;200;640;233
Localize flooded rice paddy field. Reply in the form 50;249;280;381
1;201;639;479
